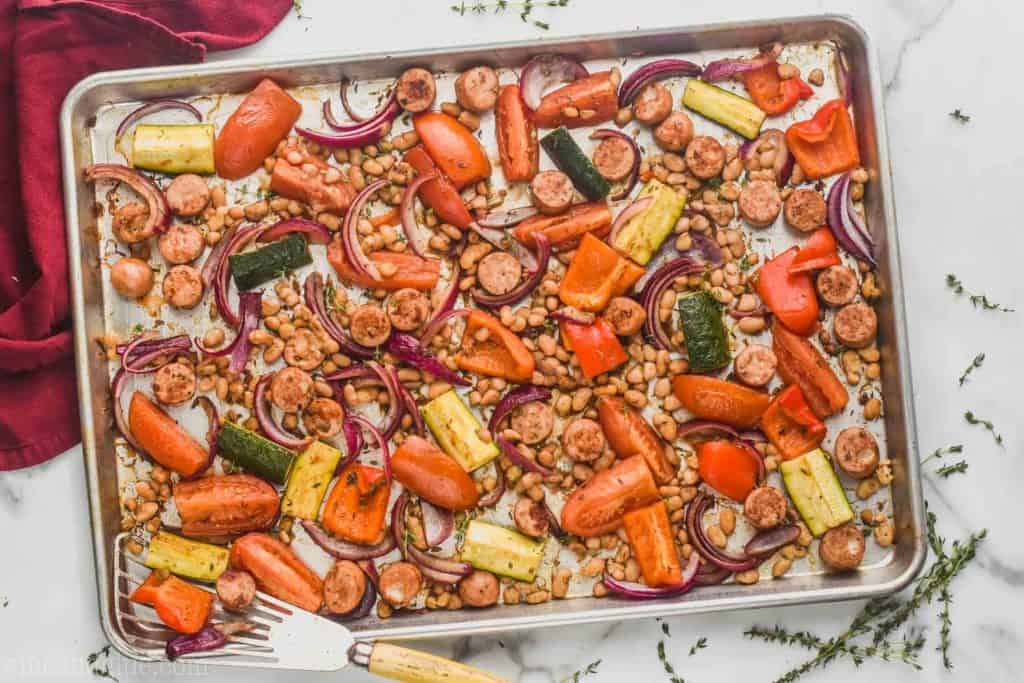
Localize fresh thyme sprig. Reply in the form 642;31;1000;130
656;641;685;683
688;636;708;656
964;410;1003;446
921;444;967;476
958;353;985;386
450;0;570;30
946;274;1014;312
87;645;119;681
949;109;971;124
562;659;601;682
936;461;969;478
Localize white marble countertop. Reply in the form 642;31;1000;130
3;0;1022;680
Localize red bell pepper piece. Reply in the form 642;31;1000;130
761;385;827;460
696;440;761;502
560;318;628;379
753;246;819;336
785;99;860;179
742;63;813;115
789;228;841;274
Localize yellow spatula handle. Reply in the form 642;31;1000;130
361;642;510;683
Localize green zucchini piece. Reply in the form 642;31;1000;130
611;179;687;265
540;127;611;201
421;390;500;471
217;422;295;484
229;234;313;291
144;531;228;582
131;123;216;174
780;449;854;537
281;441;342;520
460;520;545;581
683;80;765;140
677;290;730;372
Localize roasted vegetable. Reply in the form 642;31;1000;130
229;234;312;291
321;463;390;544
677;290;730;372
460;520;545;582
420;390;499;472
540;127;611;201
683;79;765;140
132;124;215;175
173;474;279;538
216;422;295;485
281;440;343;520
781;448;853;536
144;531;229;582
611;179;686;265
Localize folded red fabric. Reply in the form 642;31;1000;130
0;0;292;470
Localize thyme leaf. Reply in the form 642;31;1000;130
562;659;601;683
688;636;708;656
921;444;967;476
958;352;985;386
87;645;119;681
936;461;969;478
964;410;1003;446
949;109;971;124
656;640;685;683
946;274;1014;312
449;0;570;30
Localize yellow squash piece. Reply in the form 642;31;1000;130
282;440;343;521
132;123;216;174
780;448;854;537
460;520;545;582
421;390;500;471
611;179;686;265
144;531;229;582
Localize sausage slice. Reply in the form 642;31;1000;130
530;170;574;215
512;497;551;538
378;561;423;608
349;304;392;347
112;202;154;244
816;265;859;307
270;367;314;413
455;66;500;113
783;188;827;233
158;223;205;265
632;82;672;125
833;426;879;479
684;136;726;179
561;418;605;462
653;112;694;152
833;303;877;349
302;398;345;439
734;344;777;387
323;560;368;615
458;570;500;608
743;486;788;530
509;401;554;445
395;68;436;113
216;570;256;611
153;361;197;406
387;288;431;331
738;180;782;227
110;257;154;299
162;265;204;309
820;523;866;571
165;174;210;217
603;296;646;336
477;252;522;296
592;136;637;183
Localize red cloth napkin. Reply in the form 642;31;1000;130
0;0;292;470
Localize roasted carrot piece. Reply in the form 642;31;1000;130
671;376;771;429
327;239;440;291
321;464;391;544
495;84;539;182
229;533;323;613
532;71;619;129
215;78;302;180
623;501;682;587
512;201;612;250
128;392;209;477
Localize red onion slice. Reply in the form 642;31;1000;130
120;332;193;375
386;332;469;387
608;196;653;247
836;52;852;107
618;58;703;106
110;369;145;454
470;233;551;308
400;172;438;259
166;626;226;659
257;218;332;245
477;464;506;508
680;232;725;267
826;173;875;265
406;544;472;580
195;290;263;373
700;53;776;83
84;164;169;235
487;385;553;434
391;491;410;558
590;128;641;200
741;129;793;188
685;493;758;573
744;525;800;558
213;224;268;328
347;413;392;482
476;206;540;229
342;178;390;281
303;273;374;360
324;79;394;129
200;224;237;288
116;99;202;139
602;551;700;599
694;564;732;586
253;374;313;450
301;520;397;560
728;306;770;320
496;436;552;477
300;91;400;147
189;396;218;480
420;500;454;547
520;54;589;110
639;255;706;350
548;307;595;326
677;419;741;441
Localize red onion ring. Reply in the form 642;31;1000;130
213;224;268;328
677;419;741;441
548;307;595;326
342;178;389;281
618;58;703;107
420;500;454;547
120;332;193;374
681;232;725;267
476;206;539;229
327;573;377;622
469;222;539;272
166;626;225;660
324;79;393;128
418;307;469;348
520;54;589;110
116;99;202;139
496;436;552;477
737;439;767;486
303;272;374;360
200;223;237;288
400;172;439;259
700;53;776;83
471;233;551;308
487;385;552;434
84;164;169;235
406;544;472;583
253;374;313;450
744;525;800;557
301;520;397;560
738;429;767;443
477;464;506;508
257;218;332;245
589;128;641;200
300;91;400;147
195;290;263;373
639;255;706;350
728;306;770;320
685;493;758;573
386;332;469;387
347;413;392;483
694;564;732;586
826;172;875;265
602;551;700;598
187;396;218;480
607;196;653;247
391;491;410;557
110;369;145;454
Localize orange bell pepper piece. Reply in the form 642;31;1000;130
532;71;619;129
403;145;474;229
128;392;210;478
697;440;761;502
455;310;536;382
761;385;827;460
152;574;214;634
789;228;841;274
623;501;683;587
495;84;539;182
327;238;440;291
413;112;491;190
772;320;849;419
742;63;813;115
785;99;860;180
513;201;613;250
753;246;819;336
321;464;390;545
671;375;771;429
559;318;628;379
129;571;164;607
215;78;302;180
559;233;645;312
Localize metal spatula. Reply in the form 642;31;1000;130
112;533;508;682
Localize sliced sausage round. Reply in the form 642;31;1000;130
216;570;256;611
454;66;500;113
738;180;782;227
653;112;694;152
153;361;197;406
632;82;673;125
561;418;605;462
509;401;554;445
816;265;859;307
820;523;866;571
458;570;500;608
284;328;326;371
270;367;314;413
323;560;367;615
112;202;154;244
592;136;637;183
783;188;827;233
349;304;392;347
834;426;880;479
110;257;154;299
684;136;726;180
302;398;345;439
387;288;430;331
512;497;550;539
162;265;203;309
165;174;210;217
603;296;646;336
158;223;205;265
378;561;423;608
530;170;574;215
833;303;877;349
395;68;436;113
743;486;788;530
477;252;522;296
734;344;777;387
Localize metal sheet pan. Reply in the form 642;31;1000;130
60;13;925;659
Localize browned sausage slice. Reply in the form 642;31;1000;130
653;112;694;152
783;188;827;233
816;265;858;307
378;561;423;608
477;252;522;296
270;367;314;413
592;137;637;183
743;486;788;530
632;82;672;125
454;66;500;113
734;344;777;387
112;202;154;244
509;401;554;445
349;304;392;347
158;223;205;265
153;361;197;406
284;329;326;371
302;398;345;439
323;560;367;615
396;68;436;113
110;257;154;298
387;288;430;331
561;418;605;462
530;170;574;215
684;136;726;180
165;174;210;217
162;265;204;309
738;180;782;227
833;303;877;349
603;296;646;336
216;570;256;611
458;570;500;607
819;523;865;571
833;426;879;479
512;497;550;539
